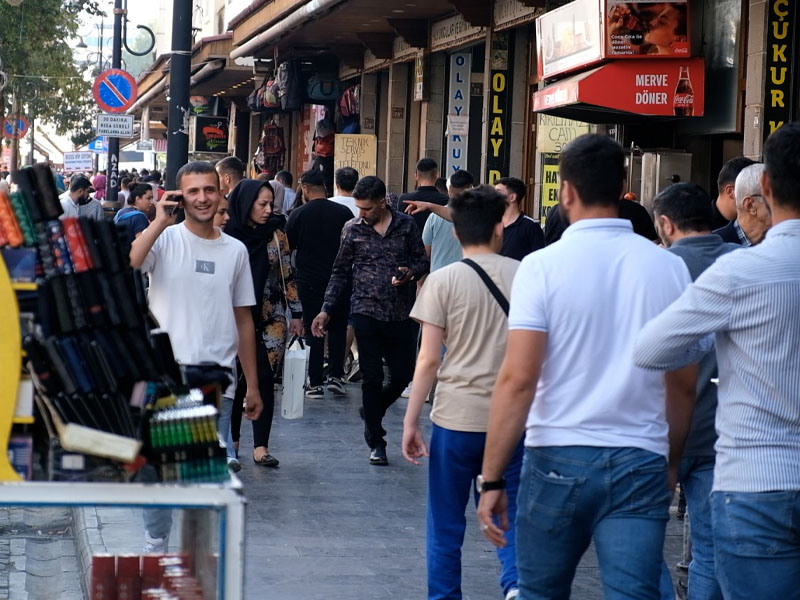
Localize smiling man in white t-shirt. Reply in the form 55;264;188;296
476;134;697;598
129;161;263;551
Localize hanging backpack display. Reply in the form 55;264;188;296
307;74;342;103
254;121;286;178
276;60;305;111
338;84;361;134
248;73;282;112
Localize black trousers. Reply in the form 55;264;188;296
297;280;348;386
352;314;417;450
231;338;275;448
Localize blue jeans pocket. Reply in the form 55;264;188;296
716;491;796;557
524;467;586;533
625;460;670;514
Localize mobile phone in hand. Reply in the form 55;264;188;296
394;268;406;281
168;195;183;216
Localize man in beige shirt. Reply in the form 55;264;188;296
402;186;523;600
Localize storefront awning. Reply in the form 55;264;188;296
532;58;705;124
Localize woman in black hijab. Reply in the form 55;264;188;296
226;179;303;467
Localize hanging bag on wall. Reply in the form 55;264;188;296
254;120;286;178
307;74;342;103
247;73;269;112
276;60;305;111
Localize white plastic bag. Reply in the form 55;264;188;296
281;336;309;419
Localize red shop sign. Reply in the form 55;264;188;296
533;58;704;117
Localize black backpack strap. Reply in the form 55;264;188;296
461;258;509;316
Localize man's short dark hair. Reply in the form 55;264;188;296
450;186;506;247
216;156;245;180
416;158;438;175
121;177;131;188
435;177;448;195
334;167;359;193
716;156;756;192
129;183;152;205
448;170;474;191
559;134;625;207
352;176;386;202
652;183;713;233
70;175;93;193
276;170;293;186
150;170;162;183
176;161;218;189
300;169;326;188
763;122;800;210
496;177;526;202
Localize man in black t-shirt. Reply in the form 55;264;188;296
496;177;545;260
711;157;756;230
399;158;449;235
286;169;354;398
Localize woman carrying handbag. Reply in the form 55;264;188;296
226;179;303;467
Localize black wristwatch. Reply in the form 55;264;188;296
476;474;506;493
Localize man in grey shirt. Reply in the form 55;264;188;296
651;182;739;600
60;175;104;220
635;123;800;600
422;170;473;272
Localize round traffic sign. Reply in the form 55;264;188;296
93;68;138;114
2;116;29;139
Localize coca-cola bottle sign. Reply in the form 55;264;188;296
673;65;694;116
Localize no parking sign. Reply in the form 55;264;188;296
92;69;138;114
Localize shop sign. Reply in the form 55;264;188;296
191;116;229;153
494;0;544;31
764;0;796;139
445;52;471;174
136;140;154;151
64;151;94;172
414;51;428;102
431;14;486;52
333;134;377;176
536;115;592;153
532;58;705;117
394;37;419;62
539;152;560;225
486;32;512;185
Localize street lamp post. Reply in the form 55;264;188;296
165;0;193;190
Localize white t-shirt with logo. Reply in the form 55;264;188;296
141;223;255;371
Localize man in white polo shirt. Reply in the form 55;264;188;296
476;134;697;598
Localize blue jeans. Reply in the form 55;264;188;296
516;446;671;600
711;490;800;600
217;395;236;460
426;424;523;599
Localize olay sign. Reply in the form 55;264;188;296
536;0;690;79
532;58;704;117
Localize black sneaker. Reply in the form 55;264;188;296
369;447;388;466
326;377;348;397
305;385;324;399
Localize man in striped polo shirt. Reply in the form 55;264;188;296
635;122;800;600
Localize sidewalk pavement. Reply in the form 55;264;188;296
68;381;683;599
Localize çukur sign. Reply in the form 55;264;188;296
763;0;796;139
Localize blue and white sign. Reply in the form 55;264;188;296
88;137;109;153
446;52;471;174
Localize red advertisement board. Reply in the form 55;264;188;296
536;0;691;79
532;58;704;117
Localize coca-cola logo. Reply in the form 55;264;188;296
674;93;693;106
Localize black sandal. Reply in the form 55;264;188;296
253;453;279;468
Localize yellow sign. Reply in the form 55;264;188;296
334;134;378;177
536;115;592;153
540;152;560;226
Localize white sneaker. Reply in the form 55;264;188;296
143;532;169;554
505;589;520;600
400;383;412;398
